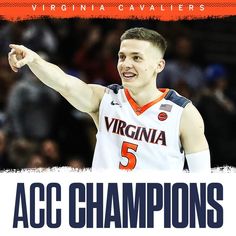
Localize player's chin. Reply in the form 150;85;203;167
121;80;140;90
121;76;137;84
121;80;136;89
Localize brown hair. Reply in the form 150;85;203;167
120;27;167;56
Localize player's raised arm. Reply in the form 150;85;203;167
8;44;105;115
180;103;211;172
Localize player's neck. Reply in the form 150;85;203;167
127;83;163;107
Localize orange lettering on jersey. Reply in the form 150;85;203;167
119;141;138;170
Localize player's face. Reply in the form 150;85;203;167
117;39;165;89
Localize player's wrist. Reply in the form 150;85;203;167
28;51;44;66
186;149;211;173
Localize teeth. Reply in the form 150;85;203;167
123;72;136;78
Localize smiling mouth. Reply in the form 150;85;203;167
122;72;137;80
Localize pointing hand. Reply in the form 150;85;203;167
8;44;38;72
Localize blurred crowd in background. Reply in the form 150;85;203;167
0;18;236;170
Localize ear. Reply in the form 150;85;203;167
156;59;165;73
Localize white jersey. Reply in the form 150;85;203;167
92;85;190;170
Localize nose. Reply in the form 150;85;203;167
121;57;133;69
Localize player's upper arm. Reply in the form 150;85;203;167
59;74;105;114
180;103;209;154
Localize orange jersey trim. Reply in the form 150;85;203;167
124;88;169;116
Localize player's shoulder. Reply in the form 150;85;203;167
106;84;123;95
180;101;204;133
164;89;191;108
182;102;202;119
88;84;106;100
88;83;123;102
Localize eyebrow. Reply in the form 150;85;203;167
118;52;143;56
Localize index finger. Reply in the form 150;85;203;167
9;44;25;53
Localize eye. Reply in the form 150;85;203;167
133;56;142;62
118;54;125;61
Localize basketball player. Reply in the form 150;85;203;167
8;27;210;172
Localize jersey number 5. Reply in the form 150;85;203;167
119;141;138;170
